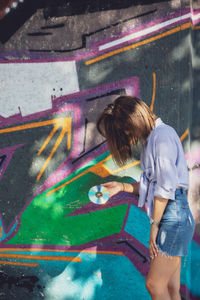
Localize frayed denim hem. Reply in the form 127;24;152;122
157;247;173;259
150;246;182;259
150;246;174;259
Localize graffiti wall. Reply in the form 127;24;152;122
0;0;200;299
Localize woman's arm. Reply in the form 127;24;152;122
149;197;168;259
122;182;139;195
101;181;139;198
152;197;168;223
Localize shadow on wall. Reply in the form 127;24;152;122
0;225;151;300
0;0;169;43
0;4;199;299
43;0;168;18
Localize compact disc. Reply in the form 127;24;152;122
88;185;109;205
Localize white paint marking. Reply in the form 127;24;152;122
5;7;11;14
0;61;79;117
160;230;166;245
99;12;200;51
12;2;18;8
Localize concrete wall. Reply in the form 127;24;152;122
0;1;200;299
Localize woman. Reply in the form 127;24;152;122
97;96;195;300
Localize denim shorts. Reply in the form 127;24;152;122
156;188;195;257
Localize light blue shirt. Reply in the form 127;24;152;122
138;118;189;217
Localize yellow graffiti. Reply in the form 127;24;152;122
180;128;189;142
0;252;81;262
0;247;123;255
47;154;112;196
85;23;191;66
0;119;59;133
0;117;72;181
191;25;200;30
37;117;72;181
38;124;59;156
150;72;156;112
90;163;111;177
0;261;39;267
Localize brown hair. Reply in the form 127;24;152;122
97;96;157;166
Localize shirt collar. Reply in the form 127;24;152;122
146;118;163;142
154;117;163;128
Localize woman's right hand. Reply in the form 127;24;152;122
101;181;123;198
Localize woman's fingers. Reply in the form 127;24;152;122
101;181;122;198
151;243;157;258
149;225;159;259
101;182;116;188
149;241;159;259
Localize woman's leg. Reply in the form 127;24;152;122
145;252;181;300
167;259;181;300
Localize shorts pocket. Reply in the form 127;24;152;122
160;205;179;226
178;206;194;226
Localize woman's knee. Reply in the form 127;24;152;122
145;278;152;293
145;278;164;297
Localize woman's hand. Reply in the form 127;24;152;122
101;181;123;198
149;197;168;259
149;225;159;259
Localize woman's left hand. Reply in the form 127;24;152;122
149;225;159;259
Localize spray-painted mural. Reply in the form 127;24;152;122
0;1;200;299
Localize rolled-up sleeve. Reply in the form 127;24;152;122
154;134;178;200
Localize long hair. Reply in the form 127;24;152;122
97;96;157;166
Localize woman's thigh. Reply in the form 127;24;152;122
146;252;181;289
167;260;181;293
